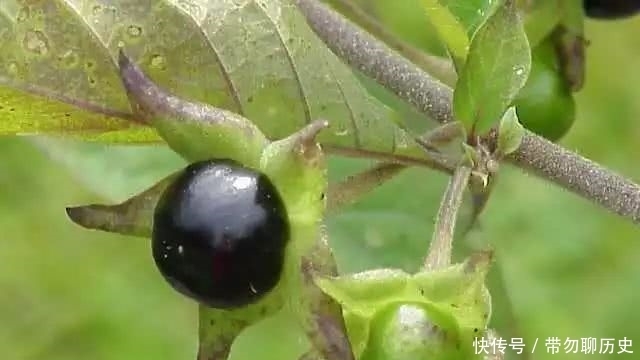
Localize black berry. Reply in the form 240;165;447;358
152;159;289;309
584;0;640;19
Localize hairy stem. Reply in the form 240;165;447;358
324;0;457;86
424;166;471;270
510;133;640;222
295;0;640;225
295;0;454;124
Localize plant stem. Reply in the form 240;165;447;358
295;0;640;225
326;162;406;213
424;166;471;270
295;0;454;124
324;0;457;86
326;122;464;213
323;144;456;173
511;133;640;222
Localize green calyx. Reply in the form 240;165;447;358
315;252;493;359
66;53;350;360
69;52;329;255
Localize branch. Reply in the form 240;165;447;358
423;166;471;270
324;0;457;86
295;0;454;125
295;0;640;224
511;133;640;222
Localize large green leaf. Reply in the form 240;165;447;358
0;0;425;159
453;0;531;134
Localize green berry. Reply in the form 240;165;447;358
513;40;576;141
362;303;464;360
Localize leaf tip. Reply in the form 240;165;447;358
65;206;83;224
65;204;102;230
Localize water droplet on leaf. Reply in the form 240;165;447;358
513;66;525;76
127;25;142;38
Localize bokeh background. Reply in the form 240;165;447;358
1;1;640;359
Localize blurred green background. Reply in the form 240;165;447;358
2;1;640;359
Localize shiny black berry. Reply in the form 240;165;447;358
584;0;640;19
152;159;289;309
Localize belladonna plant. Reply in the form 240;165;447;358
1;0;640;359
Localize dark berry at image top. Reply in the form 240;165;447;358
583;0;640;19
152;159;290;309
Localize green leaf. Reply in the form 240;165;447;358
63;115;354;359
453;0;531;134
420;0;469;68
496;106;524;156
0;0;425;161
0;85;139;135
420;0;498;69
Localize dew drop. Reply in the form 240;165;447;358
514;66;525;76
150;54;166;69
127;25;142;38
23;30;49;56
